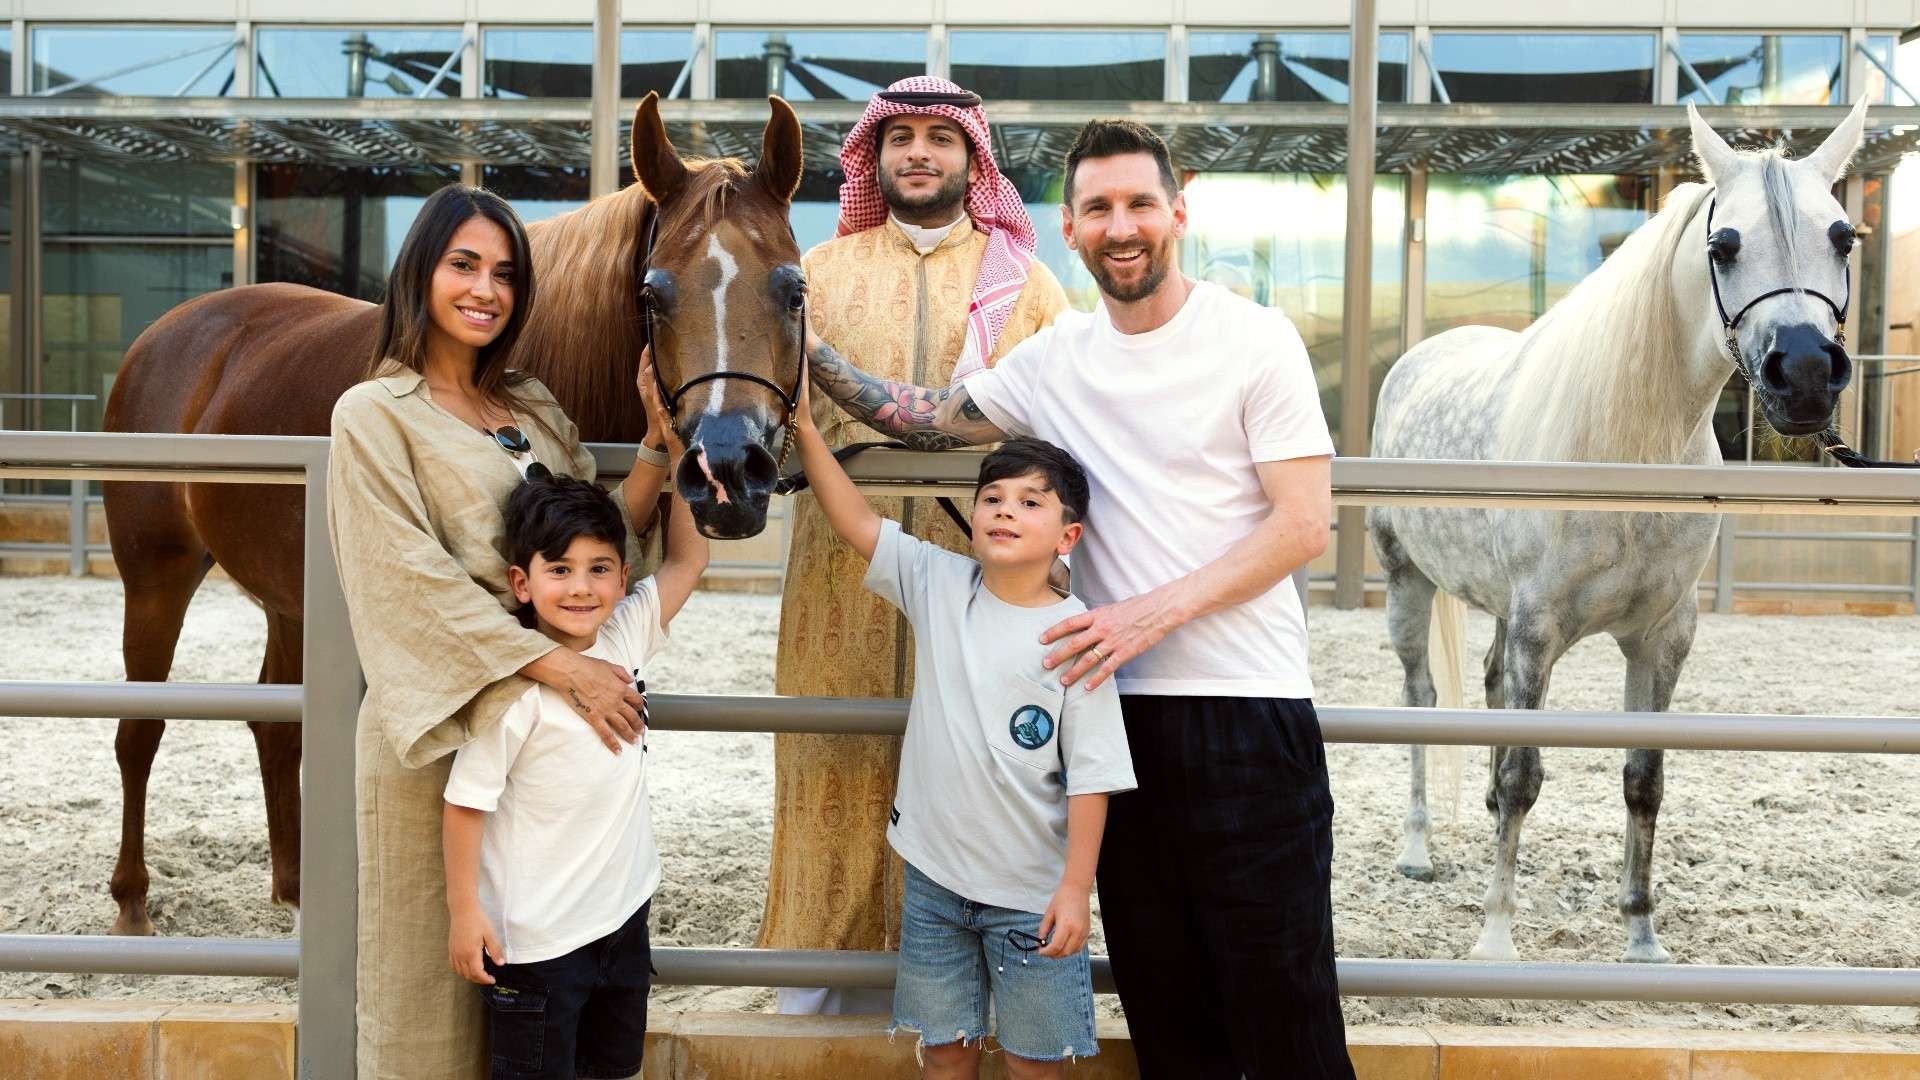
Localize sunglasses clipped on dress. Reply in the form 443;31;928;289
492;425;551;481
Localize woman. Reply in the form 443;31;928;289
327;184;673;1078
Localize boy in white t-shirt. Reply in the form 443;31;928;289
442;472;707;1080
790;384;1136;1077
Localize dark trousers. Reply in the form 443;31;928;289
480;900;652;1080
1097;696;1353;1080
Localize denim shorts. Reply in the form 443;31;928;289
893;861;1098;1062
478;900;652;1080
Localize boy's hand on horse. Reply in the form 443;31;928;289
448;904;503;985
1037;881;1091;958
637;346;685;460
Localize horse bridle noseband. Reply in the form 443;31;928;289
638;209;807;470
1700;197;1916;467
1704;196;1849;370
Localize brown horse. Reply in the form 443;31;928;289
98;92;806;936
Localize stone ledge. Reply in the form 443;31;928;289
3;1003;1918;1079
0;1000;292;1080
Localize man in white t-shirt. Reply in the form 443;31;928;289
804;119;1350;1079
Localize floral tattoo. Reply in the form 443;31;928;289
807;342;1005;451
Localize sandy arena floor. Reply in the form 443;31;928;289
2;575;1917;1033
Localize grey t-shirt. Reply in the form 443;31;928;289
865;519;1136;915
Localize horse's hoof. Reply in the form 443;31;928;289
110;911;154;937
1622;943;1672;964
1469;923;1519;962
1395;858;1437;882
1468;941;1519;962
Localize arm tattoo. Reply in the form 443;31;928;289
808;341;1005;449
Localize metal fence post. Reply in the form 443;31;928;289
1911;516;1920;611
298;444;360;1078
66;405;85;576
1714;516;1735;614
1333;0;1378;611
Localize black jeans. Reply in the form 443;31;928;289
1097;697;1353;1080
480;900;652;1080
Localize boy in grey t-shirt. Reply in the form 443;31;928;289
791;386;1135;1076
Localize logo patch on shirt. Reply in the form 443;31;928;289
1009;704;1056;751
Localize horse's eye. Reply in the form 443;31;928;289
1707;228;1741;265
1830;220;1856;257
787;287;806;313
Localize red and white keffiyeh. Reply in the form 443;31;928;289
837;76;1036;381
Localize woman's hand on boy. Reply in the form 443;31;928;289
534;648;644;752
448;905;503;985
1037;881;1091;959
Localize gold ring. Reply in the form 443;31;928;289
1088;645;1107;663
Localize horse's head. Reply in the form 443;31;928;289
1688;98;1868;437
632;92;805;540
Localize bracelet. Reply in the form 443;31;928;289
634;442;669;468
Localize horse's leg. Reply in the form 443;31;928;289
251;611;304;924
1471;613;1553;962
1482;619;1507;812
1615;606;1694;964
107;506;211;936
1374;515;1439;881
1390;577;1439;881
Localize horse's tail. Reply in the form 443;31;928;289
1429;590;1470;822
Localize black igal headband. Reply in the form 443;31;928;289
875;89;982;109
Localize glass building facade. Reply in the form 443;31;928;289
0;17;1905;472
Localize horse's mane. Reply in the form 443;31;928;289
1497;180;1718;464
514;159;749;444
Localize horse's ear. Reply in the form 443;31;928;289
755;95;804;204
1687;102;1740;186
632;91;689;203
1800;96;1871;186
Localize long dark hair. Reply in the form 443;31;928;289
368;184;541;418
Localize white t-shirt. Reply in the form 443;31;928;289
443;578;668;964
865;520;1137;915
963;281;1334;699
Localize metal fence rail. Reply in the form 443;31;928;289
1705;515;1920;612
6;937;1919;1007
9;680;1919;754
0;393;99;575
5;431;1920;1076
584;444;1920;515
0;431;356;1077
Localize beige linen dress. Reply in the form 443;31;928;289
327;365;630;1080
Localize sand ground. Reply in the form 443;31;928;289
2;575;1916;1032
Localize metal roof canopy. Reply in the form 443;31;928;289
0;98;1911;175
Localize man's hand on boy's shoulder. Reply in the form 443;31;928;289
448;904;503;985
1037;880;1091;959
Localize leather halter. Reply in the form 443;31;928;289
1704;196;1849;372
1702;197;1915;467
638;207;807;468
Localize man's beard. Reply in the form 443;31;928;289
1083;235;1172;304
879;167;968;220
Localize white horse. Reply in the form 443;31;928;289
1368;100;1870;963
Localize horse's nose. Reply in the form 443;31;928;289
1756;323;1850;401
675;414;779;539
